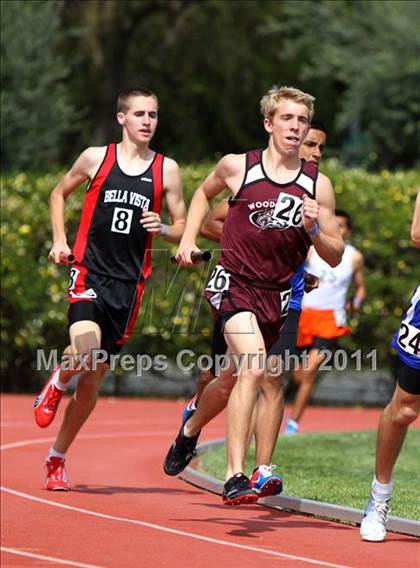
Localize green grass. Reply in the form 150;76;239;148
200;429;420;520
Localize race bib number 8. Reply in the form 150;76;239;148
273;193;303;228
111;207;133;234
69;267;80;291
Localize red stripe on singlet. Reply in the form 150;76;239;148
142;153;164;280
117;279;146;345
67;264;89;304
72;144;116;263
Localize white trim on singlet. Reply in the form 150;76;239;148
295;172;315;196
244;163;264;185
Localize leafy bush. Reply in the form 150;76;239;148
1;161;419;391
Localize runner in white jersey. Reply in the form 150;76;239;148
301;243;356;314
285;210;366;434
361;191;420;542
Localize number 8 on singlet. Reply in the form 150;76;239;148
111;207;133;234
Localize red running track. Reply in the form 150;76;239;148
1;395;419;568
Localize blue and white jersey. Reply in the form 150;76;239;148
392;286;420;370
289;263;305;312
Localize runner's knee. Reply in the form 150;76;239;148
238;366;265;383
260;373;284;395
392;403;419;426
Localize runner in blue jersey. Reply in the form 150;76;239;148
361;191;420;542
391;287;420;373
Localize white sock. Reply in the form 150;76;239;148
47;448;66;461
52;369;69;391
287;419;299;429
372;477;392;501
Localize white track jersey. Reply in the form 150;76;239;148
302;244;356;311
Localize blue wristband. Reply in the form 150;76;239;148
159;224;169;237
307;221;320;237
353;297;362;309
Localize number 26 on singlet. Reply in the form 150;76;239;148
273;193;302;228
111;207;133;234
280;288;291;317
206;265;230;293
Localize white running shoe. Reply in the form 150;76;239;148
360;494;390;542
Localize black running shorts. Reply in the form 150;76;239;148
67;264;145;358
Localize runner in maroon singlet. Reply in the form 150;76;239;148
163;86;344;505
33;88;186;491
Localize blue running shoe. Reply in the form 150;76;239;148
284;418;299;436
250;464;283;497
181;395;197;426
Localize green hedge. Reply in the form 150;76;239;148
1;161;419;391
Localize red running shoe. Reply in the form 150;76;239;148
34;366;64;428
250;464;283;497
45;457;70;491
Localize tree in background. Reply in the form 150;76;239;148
265;0;420;168
59;0;294;162
2;0;419;170
1;0;75;170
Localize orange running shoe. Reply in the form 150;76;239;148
34;366;64;428
45;457;71;491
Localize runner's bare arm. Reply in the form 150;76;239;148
176;154;244;266
49;147;106;264
350;250;366;311
302;173;344;267
200;199;229;242
410;191;420;248
141;158;186;242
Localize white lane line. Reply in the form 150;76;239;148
0;430;175;451
1;419;179;427
1;546;104;568
2;487;352;568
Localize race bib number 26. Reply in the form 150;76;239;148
272;193;303;228
206;265;230;293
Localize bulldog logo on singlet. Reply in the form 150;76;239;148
248;192;303;231
249;209;286;230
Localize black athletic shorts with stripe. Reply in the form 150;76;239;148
67;263;145;359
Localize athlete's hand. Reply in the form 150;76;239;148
175;241;201;267
346;297;362;316
302;194;320;233
303;271;320;293
140;211;162;233
48;242;72;265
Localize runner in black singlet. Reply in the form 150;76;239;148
33;88;186;491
